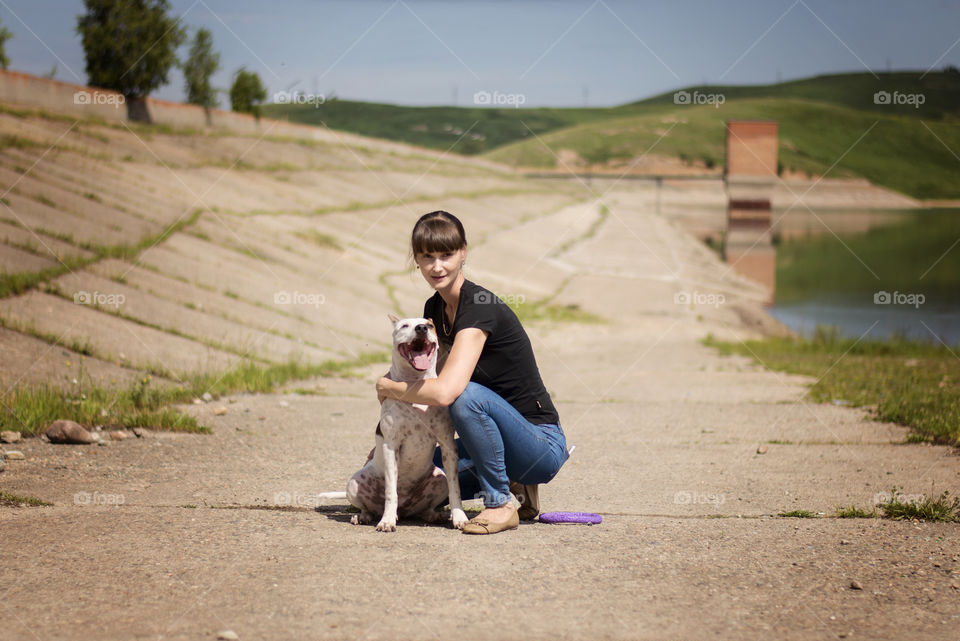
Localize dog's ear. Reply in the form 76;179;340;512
388;313;400;324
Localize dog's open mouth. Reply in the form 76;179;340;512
399;338;436;371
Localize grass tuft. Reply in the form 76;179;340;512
0;255;92;299
0;490;52;507
0;351;389;437
0;377;205;436
778;509;818;518
0;210;205;300
834;505;878;518
183;351;387;398
877;489;960;523
0;134;40;150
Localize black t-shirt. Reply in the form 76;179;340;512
423;279;559;425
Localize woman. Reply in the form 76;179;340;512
376;210;570;535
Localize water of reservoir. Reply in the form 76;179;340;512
766;208;960;346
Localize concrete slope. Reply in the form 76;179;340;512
0;105;584;382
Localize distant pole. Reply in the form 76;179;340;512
886;58;892;73
655;176;662;215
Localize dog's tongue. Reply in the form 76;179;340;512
412;352;431;370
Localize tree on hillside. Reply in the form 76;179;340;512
229;68;266;120
183;27;220;123
0;19;12;70
76;0;186;122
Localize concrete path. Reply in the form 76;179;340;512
2;189;958;641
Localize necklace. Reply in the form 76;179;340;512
441;300;455;336
439;277;463;337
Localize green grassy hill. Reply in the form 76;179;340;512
485;97;960;199
264;71;960;198
628;71;960;120
261;100;611;155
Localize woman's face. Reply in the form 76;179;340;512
414;247;466;290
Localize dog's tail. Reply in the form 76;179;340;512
317;491;348;500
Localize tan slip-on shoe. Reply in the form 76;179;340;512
462;506;519;535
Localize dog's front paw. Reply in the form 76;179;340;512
376;518;397;532
450;508;469;530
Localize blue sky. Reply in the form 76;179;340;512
2;0;959;107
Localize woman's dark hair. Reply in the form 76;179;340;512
410;210;467;257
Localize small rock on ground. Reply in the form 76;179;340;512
46;420;95;445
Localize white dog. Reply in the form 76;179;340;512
344;315;468;532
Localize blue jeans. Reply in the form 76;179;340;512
432;382;569;508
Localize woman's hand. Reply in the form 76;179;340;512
373;329;487;407
376;375;398;405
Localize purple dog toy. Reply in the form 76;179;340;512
538;511;602;525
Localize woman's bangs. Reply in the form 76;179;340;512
412;221;464;255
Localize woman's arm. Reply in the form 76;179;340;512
377;328;486;406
